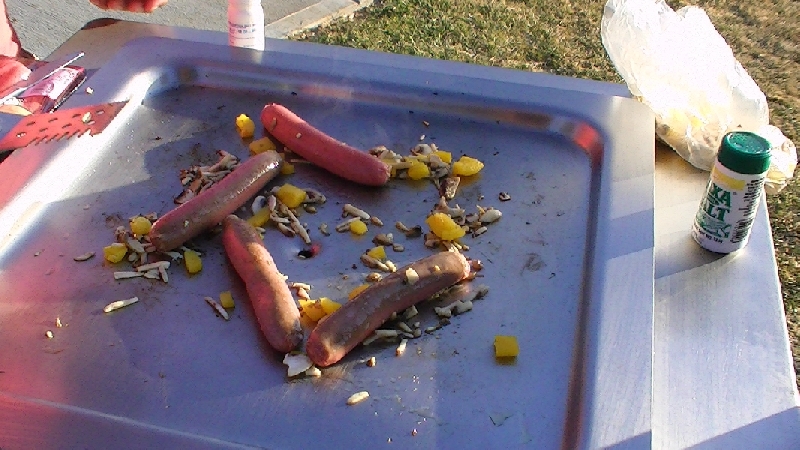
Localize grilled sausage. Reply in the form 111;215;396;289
149;151;282;252
306;251;470;366
260;103;391;186
221;215;303;353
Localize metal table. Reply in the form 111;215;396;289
1;20;798;449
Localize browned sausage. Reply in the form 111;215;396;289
260;103;391;186
149;151;282;252
221;215;303;353
306;251;471;367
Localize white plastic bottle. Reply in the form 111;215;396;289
692;131;771;253
228;0;265;51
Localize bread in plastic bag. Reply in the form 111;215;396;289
600;0;796;192
758;124;798;195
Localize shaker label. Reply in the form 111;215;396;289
712;169;745;191
692;163;766;252
703;182;731;222
695;182;732;239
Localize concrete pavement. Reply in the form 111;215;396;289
6;0;371;58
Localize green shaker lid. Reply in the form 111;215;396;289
718;131;771;174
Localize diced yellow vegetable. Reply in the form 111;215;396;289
247;207;271;227
235;114;255;138
320;297;342;315
349;219;368;235
249;137;276;155
407;161;430;180
276;183;306;208
281;162;295;175
184;249;202;274
494;335;519;358
426;212;466;241
452;156;484;176
129;216;152;236
103;243;127;263
298;299;326;322
366;246;386;260
219;291;234;309
348;284;370;300
434;150;452;164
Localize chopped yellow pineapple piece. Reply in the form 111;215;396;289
235;114;255;138
247;207;271;228
407;161;430;180
281;162;295;175
249;137;276;155
276;183;306;208
103;243;127;263
184;249;202;274
366;246;386;260
349;219;368;235
129;216;152;236
219;291;234;309
426;212;466;241
494;335;519;358
348;284;370;300
298;299;325;322
434;150;452;164
452;156;484;176
320;297;342;315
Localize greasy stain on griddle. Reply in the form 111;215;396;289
103;213;124;228
177;66;198;84
189;142;203;157
527;238;548;247
521;253;545;274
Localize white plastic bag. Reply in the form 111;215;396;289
600;0;796;193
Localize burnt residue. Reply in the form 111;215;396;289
297;244;321;259
521;253;546;274
103;213;124;228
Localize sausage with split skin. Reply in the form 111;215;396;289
260;103;391;186
149;150;282;252
221;215;303;353
305;251;471;367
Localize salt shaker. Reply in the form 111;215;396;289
692;131;771;253
228;0;265;51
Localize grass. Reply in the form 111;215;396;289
297;0;800;387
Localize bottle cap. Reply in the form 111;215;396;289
717;131;771;175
